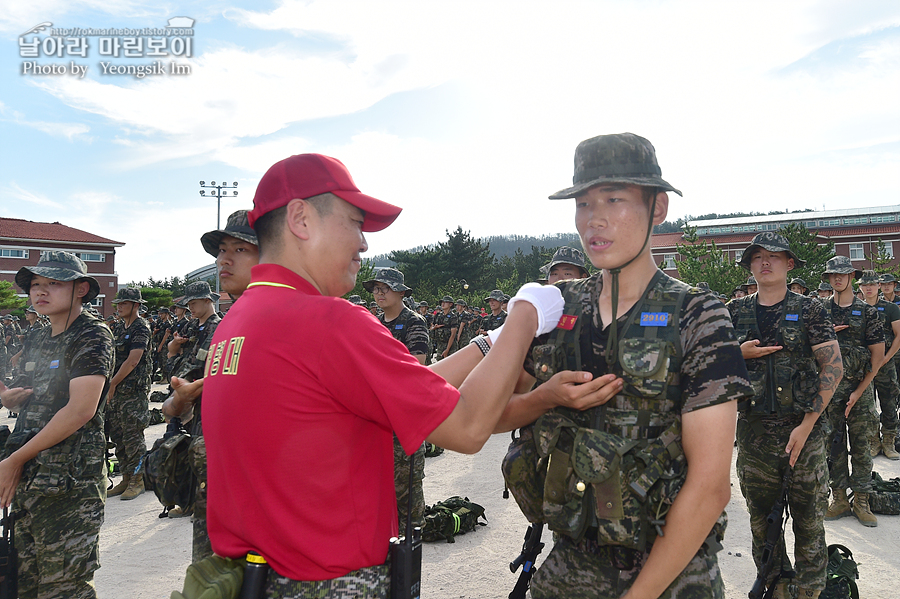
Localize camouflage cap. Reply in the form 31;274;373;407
502;294;511;301
817;282;833;291
1;314;11;320
455;299;468;307
543;246;589;276
362;267;412;296
440;295;454;304
200;209;259;258
112;287;147;304
858;270;880;285
182;281;220;303
738;232;806;271
369;301;378;308
174;298;189;309
788;277;809;290
15;250;101;302
822;255;862;281
880;273;897;283
549;133;682;200
347;294;363;305
25;305;37;314
159;307;171;314
417;301;429;308
484;289;505;302
696;282;711;291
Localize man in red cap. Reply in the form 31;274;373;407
201;154;592;596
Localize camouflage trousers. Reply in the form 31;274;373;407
14;480;105;599
872;356;900;435
263;563;389;598
825;378;876;493
107;385;149;477
189;435;212;563
736;415;828;591
394;436;425;531
530;535;723;599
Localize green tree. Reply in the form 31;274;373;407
435;227;494;289
675;226;746;296
776;222;834;288
344;259;377;305
140;287;174;310
0;280;26;311
867;238;900;279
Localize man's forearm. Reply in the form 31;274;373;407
812;341;842;414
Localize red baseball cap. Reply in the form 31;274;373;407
248;153;402;232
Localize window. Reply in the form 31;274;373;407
882;243;894;259
77;252;105;262
849;244;865;260
0;248;28;258
805;221;817;228
89;297;103;307
663;254;677;269
734;250;743;263
871;215;896;223
821;219;841;227
843;217;868;225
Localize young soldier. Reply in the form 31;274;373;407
0;251;114;599
817;282;833;300
430;295;458;360
822;256;883;527
730;233;842;599
880;273;899;304
858;270;900;459
480;289;507;335
363;267;430;531
744;276;759;296
163;210;258;560
455;299;477;350
544;246;590;284
501;133;752;599
107;287;152;500
789;277;809;296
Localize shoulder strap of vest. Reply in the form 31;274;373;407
546;279;590;371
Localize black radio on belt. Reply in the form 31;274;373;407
390;463;422;599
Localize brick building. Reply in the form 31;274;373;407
651;205;900;278
0;217;124;318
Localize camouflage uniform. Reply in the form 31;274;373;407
481;290;508;334
455;302;477;349
108;292;153;482
870;298;900;446
821;294;882;495
9;251;114;599
504;272;752;599
430;298;458;360
728;284;836;592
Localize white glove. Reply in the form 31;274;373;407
507;282;565;337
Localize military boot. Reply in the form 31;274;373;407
869;430;881;458
121;474;145;500
883;434;900;460
852;492;878;527
771;579;790;599
108;474;130;497
825;487;852;520
795;588;821;599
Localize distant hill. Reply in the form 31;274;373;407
370;232;584;266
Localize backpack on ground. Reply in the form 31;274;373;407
820;544;859;599
149;408;166;426
422;496;487;543
869;471;900;515
143;418;194;518
424;442;444;458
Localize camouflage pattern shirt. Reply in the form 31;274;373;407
727;294;836;348
174;313;221;381
114;316;152;392
481;311;507;332
379;307;430;357
829;300;883;346
875;299;900;347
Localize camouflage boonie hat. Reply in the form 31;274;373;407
182;281;220;303
440;295;454;304
362;267;412;296
696;282;711;292
817;282;833;291
25;305;37;314
417;301;429;308
543;246;589;276
738;232;806;271
822;256;862;281
484;289;505;302
15;250;101;302
159;307;171;314
174;298;189;309
455;299;468;307
369;301;378;308
858;270;880;285
788;278;809;291
880;273;897;283
200;210;259;258
112;287;147;305
347;294;363;305
549;133;682;199
502;294;511;301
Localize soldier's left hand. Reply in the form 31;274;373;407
786;422;813;467
0;382;33;410
540;371;623;411
846;388;863;416
0;456;24;508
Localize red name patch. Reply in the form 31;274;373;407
557;314;578;330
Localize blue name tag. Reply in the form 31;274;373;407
785;314;799;321
394;324;404;330
852;310;862;316
125;334;130;339
50;360;59;369
640;312;669;326
879;307;885;311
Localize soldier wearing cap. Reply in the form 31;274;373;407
151;307;173;382
820;256;883;527
880;273;900;305
0;250;113;598
347;294;363;306
106;287;153;500
729;232;841;598
416;301;432;327
430;295;459;360
363;268;430;531
817;282;833;300
857;270;900;460
200;210;260;302
455;299;478;350
789;278;809;296
501;133;751;599
742;275;759;296
544;246;589;285
480;289;507;335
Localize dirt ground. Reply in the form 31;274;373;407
6;399;897;599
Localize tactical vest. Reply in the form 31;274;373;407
731;291;818;416
821;296;872;382
875;300;895;351
502;271;716;553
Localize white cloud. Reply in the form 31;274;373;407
5;182;63;208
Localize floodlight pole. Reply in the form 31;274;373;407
198;180;239;311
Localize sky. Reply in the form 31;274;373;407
1;0;898;284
